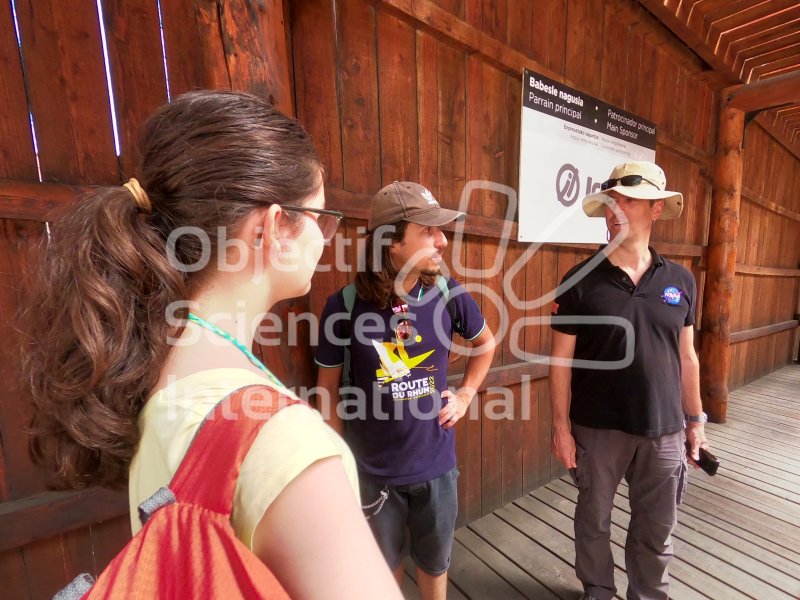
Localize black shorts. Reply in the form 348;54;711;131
360;468;460;575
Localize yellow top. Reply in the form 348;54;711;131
128;369;357;548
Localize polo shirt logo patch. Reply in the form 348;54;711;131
661;286;683;305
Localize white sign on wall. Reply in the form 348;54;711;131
518;69;657;243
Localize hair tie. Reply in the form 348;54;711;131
123;178;152;213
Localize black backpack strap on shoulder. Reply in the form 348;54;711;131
340;284;356;386
436;275;460;333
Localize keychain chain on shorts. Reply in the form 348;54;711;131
362;486;389;520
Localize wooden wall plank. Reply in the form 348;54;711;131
377;12;419;184
0;1;37;180
531;0;567;75
506;0;533;59
0;548;28;599
192;0;234;89
291;0;344;322
730;320;799;344
431;0;466;21
336;0;381;194
464;0;481;29
0;488;128;553
630;31;657;120
464;57;504;515
0;220;46;500
621;20;643;113
500;382;523;505
102;0;169;178
416;31;439;197
539;247;560;484
521;247;543;491
218;0;294;114
21;535;70;599
15;0;119;183
159;0;209;96
598;4;641;106
501;242;525;508
481;0;507;45
89;515;130;573
58;527;96;594
436;42;467;211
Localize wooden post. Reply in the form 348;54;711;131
699;89;745;423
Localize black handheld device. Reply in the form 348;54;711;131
685;441;719;476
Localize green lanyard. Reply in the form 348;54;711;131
186;312;285;390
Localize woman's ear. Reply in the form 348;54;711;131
249;204;282;251
265;204;283;243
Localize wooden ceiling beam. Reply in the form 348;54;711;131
747;51;800;82
720;6;800;65
708;0;798;48
700;0;758;26
637;0;739;84
731;28;800;77
760;63;800;80
725;70;800;112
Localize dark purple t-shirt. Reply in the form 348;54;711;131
315;278;485;485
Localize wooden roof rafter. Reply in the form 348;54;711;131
731;27;800;77
638;0;800;160
748;50;800;81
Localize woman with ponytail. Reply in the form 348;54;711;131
25;90;401;599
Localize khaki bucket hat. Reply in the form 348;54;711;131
582;161;684;220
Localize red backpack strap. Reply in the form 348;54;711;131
167;384;301;513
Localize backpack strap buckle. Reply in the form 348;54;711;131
138;486;177;526
53;573;95;599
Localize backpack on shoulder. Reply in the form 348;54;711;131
54;385;299;600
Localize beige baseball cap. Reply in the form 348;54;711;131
582;161;684;220
368;181;466;231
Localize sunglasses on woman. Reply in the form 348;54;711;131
600;175;660;191
278;205;344;242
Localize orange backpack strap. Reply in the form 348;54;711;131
166;384;300;514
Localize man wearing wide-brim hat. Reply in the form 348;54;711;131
549;161;712;600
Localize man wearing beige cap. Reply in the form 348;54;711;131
315;182;495;599
549;161;710;600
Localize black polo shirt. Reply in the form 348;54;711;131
551;247;696;437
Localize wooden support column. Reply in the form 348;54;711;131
699;89;745;423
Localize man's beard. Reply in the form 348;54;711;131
420;265;441;276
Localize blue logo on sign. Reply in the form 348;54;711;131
661;286;682;305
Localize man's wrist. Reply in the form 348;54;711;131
684;411;707;424
552;419;571;432
456;386;476;403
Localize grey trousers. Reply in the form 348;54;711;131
570;424;687;600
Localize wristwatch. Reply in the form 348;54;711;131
685;412;708;424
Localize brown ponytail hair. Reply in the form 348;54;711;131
354;221;435;309
25;90;322;489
